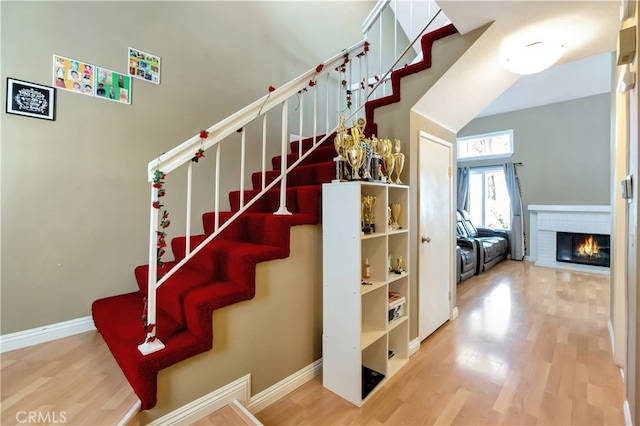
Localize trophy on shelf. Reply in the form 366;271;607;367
361;195;377;234
346;127;365;180
394;256;404;274
393;139;405;184
370;135;382;182
389;203;401;231
382;139;395;184
352;118;374;181
333;116;349;182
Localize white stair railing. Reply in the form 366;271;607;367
138;1;449;355
138;41;371;355
358;0;449;105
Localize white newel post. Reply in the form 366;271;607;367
139;184;166;355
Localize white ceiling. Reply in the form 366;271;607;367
433;0;621;121
479;51;613;117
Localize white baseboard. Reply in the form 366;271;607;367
144;342;424;425
147;375;251;426
0;316;96;353
624;400;632;426
452;306;459;320
247;358;322;414
230;399;263;425
409;337;421;356
118;400;141;426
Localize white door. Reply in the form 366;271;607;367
418;131;453;341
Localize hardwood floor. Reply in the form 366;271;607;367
0;261;625;425
254;261;626;425
1;329;139;425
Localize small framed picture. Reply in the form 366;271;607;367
6;78;56;121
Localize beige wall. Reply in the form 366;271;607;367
0;1;375;335
458;93;612;256
143;225;323;422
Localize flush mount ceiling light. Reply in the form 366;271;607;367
501;40;564;75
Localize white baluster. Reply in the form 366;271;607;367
186;161;192;256
240;127;246;209
262;115;267;190
214;143;221;231
275;100;292;216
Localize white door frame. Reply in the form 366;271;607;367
417;130;456;342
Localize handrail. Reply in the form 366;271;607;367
138;0;447;356
147;40;366;180
139;39;370;355
362;0;391;34
366;8;442;98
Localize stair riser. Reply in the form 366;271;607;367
251;161;334;190
271;145;336;169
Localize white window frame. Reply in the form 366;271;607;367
456;129;514;162
468;166;511;230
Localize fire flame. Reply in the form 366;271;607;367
577;236;600;258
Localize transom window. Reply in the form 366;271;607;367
457;130;513;161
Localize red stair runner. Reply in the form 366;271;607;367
92;137;334;410
91;24;459;410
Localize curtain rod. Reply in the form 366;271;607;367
464;162;523;170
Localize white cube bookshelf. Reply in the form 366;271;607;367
322;181;410;406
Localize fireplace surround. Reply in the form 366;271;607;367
528;205;610;274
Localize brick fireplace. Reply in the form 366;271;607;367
528;205;611;274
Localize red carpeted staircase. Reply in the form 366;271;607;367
91;23;459;411
91;135;336;410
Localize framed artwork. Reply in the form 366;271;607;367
95;66;132;104
128;47;160;84
6;78;56;121
53;54;95;96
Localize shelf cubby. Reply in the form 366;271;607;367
322;181;410;407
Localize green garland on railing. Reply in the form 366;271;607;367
143;129;211;343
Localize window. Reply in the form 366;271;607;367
468;167;511;230
457;130;513;161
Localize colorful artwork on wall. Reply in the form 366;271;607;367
53;54;95;96
95;66;132;104
128;47;160;84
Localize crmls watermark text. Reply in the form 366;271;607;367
16;411;67;424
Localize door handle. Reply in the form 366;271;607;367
421;236;431;243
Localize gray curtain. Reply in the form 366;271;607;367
456;167;470;211
503;162;525;260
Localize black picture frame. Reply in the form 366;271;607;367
6;77;56;121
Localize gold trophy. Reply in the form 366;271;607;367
393;139;405;184
370;135;382;181
333;116;349;182
361;195;377;234
390;203;401;230
382;139;395;183
346;128;365;180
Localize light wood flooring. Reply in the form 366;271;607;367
1;261;626;425
1;327;139;425
254;261;626;425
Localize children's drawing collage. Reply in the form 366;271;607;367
53;47;160;105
